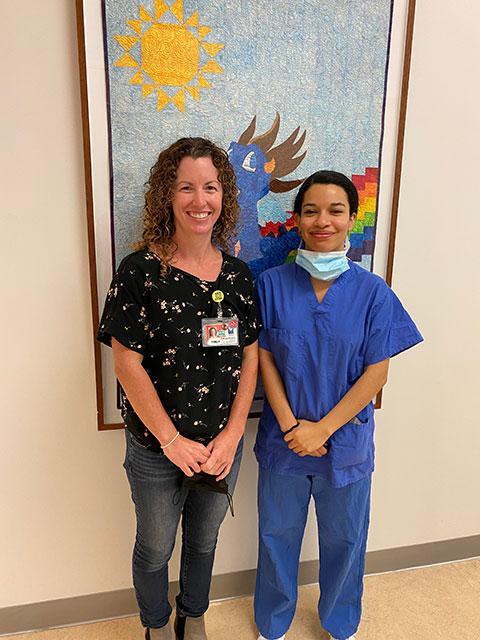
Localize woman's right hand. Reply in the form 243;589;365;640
162;435;210;476
308;446;328;457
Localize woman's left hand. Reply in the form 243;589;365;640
200;429;241;480
284;419;331;456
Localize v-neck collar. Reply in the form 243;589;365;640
149;249;226;284
295;261;353;313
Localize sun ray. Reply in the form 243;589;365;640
139;6;153;22
201;60;223;74
130;72;143;84
198;26;211;40
142;84;155;97
157;89;170;111
155;0;168;20
127;19;142;35
185;11;199;27
170;0;184;23
115;35;140;51
172;89;185;112
201;42;224;57
115;53;139;68
197;74;211;88
186;85;200;101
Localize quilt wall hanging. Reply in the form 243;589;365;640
77;0;416;428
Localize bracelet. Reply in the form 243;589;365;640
283;422;300;436
161;430;180;450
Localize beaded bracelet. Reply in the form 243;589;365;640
161;430;180;450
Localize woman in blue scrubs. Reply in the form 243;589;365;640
254;171;423;640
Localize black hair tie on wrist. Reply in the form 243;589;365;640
283;422;300;436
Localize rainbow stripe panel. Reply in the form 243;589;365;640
348;167;379;271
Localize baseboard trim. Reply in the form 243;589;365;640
1;535;479;636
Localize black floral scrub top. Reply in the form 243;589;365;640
97;249;259;450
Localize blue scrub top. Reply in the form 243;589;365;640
255;261;423;487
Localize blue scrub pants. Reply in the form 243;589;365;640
254;468;371;640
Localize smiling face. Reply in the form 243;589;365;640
295;183;356;252
171;155;223;240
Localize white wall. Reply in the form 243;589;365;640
369;0;480;547
1;0;479;609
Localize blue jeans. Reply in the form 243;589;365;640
124;430;243;629
255;468;371;640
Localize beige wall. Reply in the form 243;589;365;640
1;0;479;609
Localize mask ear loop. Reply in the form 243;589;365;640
217;477;235;517
226;491;234;517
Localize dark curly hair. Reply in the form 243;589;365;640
137;137;240;273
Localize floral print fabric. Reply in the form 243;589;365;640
98;249;259;448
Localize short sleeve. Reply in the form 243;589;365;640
255;273;272;351
97;258;149;354
242;269;260;347
363;286;423;366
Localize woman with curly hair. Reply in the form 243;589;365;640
98;138;259;640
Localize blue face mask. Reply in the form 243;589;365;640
295;248;350;281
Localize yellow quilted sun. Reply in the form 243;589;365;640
114;0;224;113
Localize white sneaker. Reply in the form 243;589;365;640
329;635;355;640
257;635;285;640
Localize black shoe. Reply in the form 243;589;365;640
174;614;186;640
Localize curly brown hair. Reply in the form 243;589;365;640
137;137;240;273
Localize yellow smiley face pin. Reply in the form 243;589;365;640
212;290;224;303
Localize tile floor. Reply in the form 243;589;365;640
4;559;480;640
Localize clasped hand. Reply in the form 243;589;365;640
200;429;239;481
163;430;238;480
284;419;330;457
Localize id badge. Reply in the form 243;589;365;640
202;317;239;347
